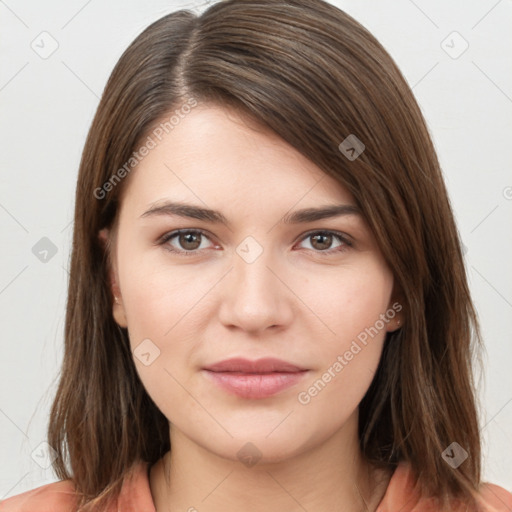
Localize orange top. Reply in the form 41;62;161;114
1;460;511;511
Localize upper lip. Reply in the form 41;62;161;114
203;357;307;373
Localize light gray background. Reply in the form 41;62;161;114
1;0;511;499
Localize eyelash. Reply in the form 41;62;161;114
158;229;353;257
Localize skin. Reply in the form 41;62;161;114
99;104;403;512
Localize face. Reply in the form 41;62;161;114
99;103;402;464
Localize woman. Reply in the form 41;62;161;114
2;0;511;511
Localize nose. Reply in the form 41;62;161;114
217;243;293;335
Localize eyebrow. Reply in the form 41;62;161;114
139;200;362;225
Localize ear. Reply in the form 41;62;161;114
98;228;128;328
385;282;405;333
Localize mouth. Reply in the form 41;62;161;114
202;357;309;399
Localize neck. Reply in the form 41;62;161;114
150;413;392;512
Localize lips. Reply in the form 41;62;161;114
202;357;309;399
204;357;307;373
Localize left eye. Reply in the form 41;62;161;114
298;231;351;253
159;229;352;256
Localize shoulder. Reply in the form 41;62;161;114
0;460;155;512
378;461;512;511
477;481;512;511
0;479;77;512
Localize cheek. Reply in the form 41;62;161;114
118;266;201;425
115;245;222;415
294;331;389;441
298;260;393;343
117;240;208;340
294;263;392;405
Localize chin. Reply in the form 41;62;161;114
197;429;315;468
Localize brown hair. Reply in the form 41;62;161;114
48;0;485;510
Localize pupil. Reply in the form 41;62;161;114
182;233;199;249
314;234;331;250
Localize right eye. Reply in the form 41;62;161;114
159;229;218;256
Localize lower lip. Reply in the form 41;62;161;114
203;370;308;399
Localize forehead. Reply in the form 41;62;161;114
118;104;356;219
